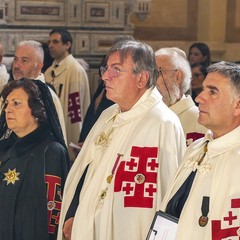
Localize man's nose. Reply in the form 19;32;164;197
195;91;204;104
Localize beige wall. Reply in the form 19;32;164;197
130;0;240;62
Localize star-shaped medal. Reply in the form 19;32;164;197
3;168;20;185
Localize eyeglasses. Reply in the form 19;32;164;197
100;66;131;78
157;67;177;102
158;68;178;74
2;99;23;110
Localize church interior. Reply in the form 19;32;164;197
0;0;239;95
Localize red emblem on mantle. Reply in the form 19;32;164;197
114;146;158;208
68;92;81;123
212;198;240;239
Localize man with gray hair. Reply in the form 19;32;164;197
160;61;240;239
57;40;186;240
12;40;67;143
155;47;206;145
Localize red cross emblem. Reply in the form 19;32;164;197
114;146;158;208
212;198;240;239
68;92;81;123
45;175;62;234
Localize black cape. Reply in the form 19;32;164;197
0;125;70;240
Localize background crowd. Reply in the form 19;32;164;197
1;29;240;240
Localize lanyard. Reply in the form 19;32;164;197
100;153;123;200
199;196;210;227
198;140;209;165
107;153;123;183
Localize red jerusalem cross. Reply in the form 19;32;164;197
68;92;81;123
45;175;62;234
224;211;237;225
114;146;158;208
211;198;240;239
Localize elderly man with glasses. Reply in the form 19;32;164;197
155;47;207;146
57;40;186;240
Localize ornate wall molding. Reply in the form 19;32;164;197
0;0;152;95
133;0;198;41
226;0;240;42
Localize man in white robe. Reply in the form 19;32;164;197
160;61;240;239
44;28;90;159
155;47;207;146
57;40;186;240
12;40;67;143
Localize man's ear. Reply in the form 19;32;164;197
175;70;183;86
38;62;43;72
65;41;71;51
234;97;240;116
137;70;149;89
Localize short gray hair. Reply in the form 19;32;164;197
207;61;240;95
18;40;44;63
106;40;159;88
